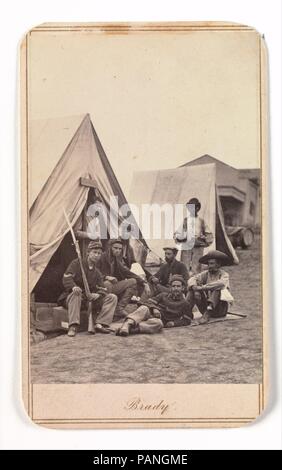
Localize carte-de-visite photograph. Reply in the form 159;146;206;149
21;22;268;428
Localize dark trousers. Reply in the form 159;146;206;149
187;289;228;317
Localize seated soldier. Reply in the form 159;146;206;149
187;249;233;324
96;239;145;318
58;241;117;337
149;246;188;296
148;274;193;328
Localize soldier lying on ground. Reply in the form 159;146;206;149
116;274;193;336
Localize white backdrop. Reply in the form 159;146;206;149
0;0;281;450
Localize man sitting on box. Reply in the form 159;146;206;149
58;241;117;337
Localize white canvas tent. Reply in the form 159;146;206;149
29;114;149;295
129;164;239;264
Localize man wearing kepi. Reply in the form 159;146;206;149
116;274;192;336
97;239;145;318
58;241;117;337
150;246;188;296
187;249;233;324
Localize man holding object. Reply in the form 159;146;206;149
58;241;117;337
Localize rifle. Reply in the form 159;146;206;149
63;208;96;333
227;311;247;318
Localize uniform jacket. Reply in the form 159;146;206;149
146;292;193;326
96;250;143;287
153;259;188;287
57;258;104;305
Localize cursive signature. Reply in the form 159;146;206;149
124;397;170;416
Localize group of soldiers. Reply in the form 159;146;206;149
58;198;233;337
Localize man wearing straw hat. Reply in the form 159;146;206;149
187;249;234;324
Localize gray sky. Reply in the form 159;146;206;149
29;30;260;197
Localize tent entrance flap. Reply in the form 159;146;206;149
215;189;239;263
33;232;76;303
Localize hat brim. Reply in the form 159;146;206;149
199;251;233;266
88;243;103;251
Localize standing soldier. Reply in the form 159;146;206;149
174;197;213;275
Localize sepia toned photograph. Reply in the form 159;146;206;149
21;22;267;427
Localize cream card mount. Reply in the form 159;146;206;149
21;22;268;428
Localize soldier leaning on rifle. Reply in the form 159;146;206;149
58;241;117;337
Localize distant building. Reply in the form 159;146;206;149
181;155;260;227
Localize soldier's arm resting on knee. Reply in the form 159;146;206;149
203;272;229;291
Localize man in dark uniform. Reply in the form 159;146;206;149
116;274;192;336
58;241;117;337
149;246;188;295
147;274;193;328
96;239;145;318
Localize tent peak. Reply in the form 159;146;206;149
180;154;238;170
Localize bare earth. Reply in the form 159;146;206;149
31;236;262;384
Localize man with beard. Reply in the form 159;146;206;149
149;274;193;328
115;274;192;336
149;246;188;296
187;249;233;324
96;239;145;318
58;241;117;337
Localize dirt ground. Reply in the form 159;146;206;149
31;236;262;384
